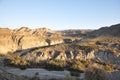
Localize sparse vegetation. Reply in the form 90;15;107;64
103;62;115;71
4;54;29;69
0;24;120;80
70;71;80;77
85;67;106;80
70;60;85;73
45;59;66;71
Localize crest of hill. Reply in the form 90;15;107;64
0;28;13;35
0;27;60;54
89;23;120;37
13;27;54;35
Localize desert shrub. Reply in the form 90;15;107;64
63;39;72;43
70;71;80;77
96;41;101;45
5;54;29;69
77;45;93;53
48;59;66;67
80;60;90;66
70;60;85;73
35;72;39;76
104;65;113;71
104;64;115;71
85;67;106;80
19;65;27;70
45;64;64;71
45;59;66;71
7;54;21;66
100;62;115;71
65;73;81;80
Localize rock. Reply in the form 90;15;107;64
86;50;95;59
75;50;86;60
0;27;63;55
94;50;118;64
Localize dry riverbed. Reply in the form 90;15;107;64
5;67;84;80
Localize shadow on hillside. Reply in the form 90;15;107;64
12;42;66;56
106;70;120;80
61;30;92;37
13;45;51;56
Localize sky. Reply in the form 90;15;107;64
0;0;120;30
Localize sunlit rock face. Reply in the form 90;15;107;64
0;24;120;65
0;28;18;54
0;27;63;55
17;47;120;66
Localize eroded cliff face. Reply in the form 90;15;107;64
1;24;120;66
0;27;63;54
94;50;120;65
17;46;118;65
0;28;18;54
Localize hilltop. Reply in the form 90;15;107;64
88;23;120;37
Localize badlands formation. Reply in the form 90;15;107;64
0;24;120;80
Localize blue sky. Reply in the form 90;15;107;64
0;0;120;30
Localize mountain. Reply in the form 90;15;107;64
88;24;120;37
0;24;120;80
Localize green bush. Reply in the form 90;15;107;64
85;67;106;80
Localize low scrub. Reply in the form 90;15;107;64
45;59;67;71
70;60;86;73
85;67;106;80
70;71;80;77
4;54;29;69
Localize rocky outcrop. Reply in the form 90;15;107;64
17;46;120;66
0;28;18;54
0;27;63;55
1;24;120;64
94;50;120;65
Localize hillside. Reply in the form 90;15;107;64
0;23;120;80
0;27;63;55
88;23;120;37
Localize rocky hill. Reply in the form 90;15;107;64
88;24;120;37
0;27;63;55
0;24;120;80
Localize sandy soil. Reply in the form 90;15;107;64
5;68;81;79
